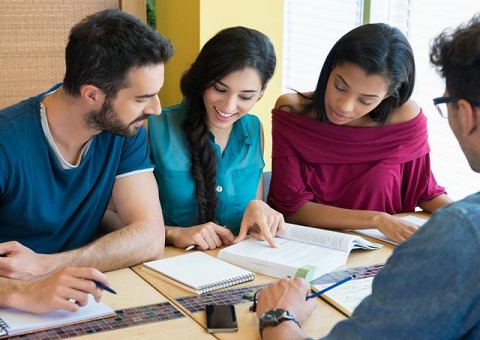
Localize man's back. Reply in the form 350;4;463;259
325;192;480;339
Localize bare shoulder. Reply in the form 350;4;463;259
386;99;421;125
275;92;311;112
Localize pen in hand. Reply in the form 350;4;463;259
306;275;354;300
93;280;117;294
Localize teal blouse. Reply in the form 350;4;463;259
148;100;265;235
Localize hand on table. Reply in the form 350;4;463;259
376;213;419;243
169;222;235;250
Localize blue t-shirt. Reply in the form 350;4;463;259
148;100;265;235
0;85;153;253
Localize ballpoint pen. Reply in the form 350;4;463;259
306;275;353;300
93;280;117;294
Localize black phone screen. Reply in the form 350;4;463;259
205;304;238;333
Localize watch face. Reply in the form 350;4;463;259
272;309;285;318
261;309;286;326
260;309;300;334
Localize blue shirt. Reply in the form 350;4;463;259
148;100;265;235
0;84;153;253
319;192;480;339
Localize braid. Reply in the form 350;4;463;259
183;102;218;223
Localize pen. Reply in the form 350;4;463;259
306;275;353;300
93;280;117;294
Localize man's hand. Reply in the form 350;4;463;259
0;241;55;280
256;277;316;324
5;267;110;314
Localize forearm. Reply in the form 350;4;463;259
286;201;384;230
50;220;164;271
418;194;453;212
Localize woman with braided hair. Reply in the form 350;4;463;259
148;26;284;250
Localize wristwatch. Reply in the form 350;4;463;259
259;309;300;335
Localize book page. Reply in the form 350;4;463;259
280;223;380;252
218;236;349;279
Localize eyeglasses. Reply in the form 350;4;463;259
433;97;456;118
433;96;480;118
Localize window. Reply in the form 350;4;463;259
282;0;363;93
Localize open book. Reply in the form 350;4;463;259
310;263;384;317
142;252;255;294
0;296;115;338
354;215;427;245
217;223;381;281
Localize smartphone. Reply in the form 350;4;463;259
205;304;238;333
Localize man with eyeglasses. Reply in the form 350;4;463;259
255;14;480;339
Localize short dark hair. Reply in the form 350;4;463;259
63;9;174;99
430;14;480;104
181;26;276;224
305;23;415;125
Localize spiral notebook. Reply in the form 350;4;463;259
142;252;255;294
0;296;115;338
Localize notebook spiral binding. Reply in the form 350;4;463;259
198;273;255;294
0;317;10;336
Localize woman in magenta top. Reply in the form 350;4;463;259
267;23;453;243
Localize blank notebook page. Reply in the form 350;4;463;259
143;251;255;294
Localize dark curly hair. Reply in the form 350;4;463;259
430;14;480;106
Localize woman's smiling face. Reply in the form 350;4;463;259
203;67;263;133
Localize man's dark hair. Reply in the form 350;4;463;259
430;14;480;104
63;8;173;99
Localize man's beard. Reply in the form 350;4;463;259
84;100;147;138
